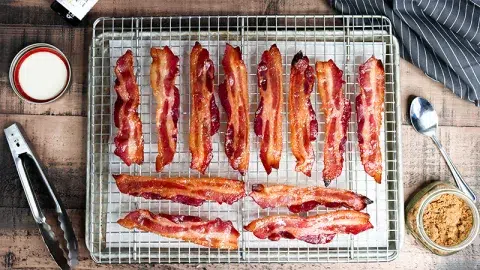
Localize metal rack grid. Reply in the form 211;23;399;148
86;15;403;264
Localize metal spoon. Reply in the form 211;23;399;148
410;97;476;202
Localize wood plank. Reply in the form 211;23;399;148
399;61;480;127
1;24;479;128
1;111;478;207
0;114;86;209
0;25;88;116
2;111;478;210
1;208;478;269
402;125;480;200
0;0;333;26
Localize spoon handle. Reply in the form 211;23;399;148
431;135;477;202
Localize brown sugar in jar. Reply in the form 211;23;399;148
406;181;479;256
422;193;473;247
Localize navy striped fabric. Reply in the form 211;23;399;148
331;0;480;106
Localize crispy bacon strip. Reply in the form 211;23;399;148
357;56;385;183
118;209;240;249
316;60;351;186
150;47;180;172
113;174;245;206
219;44;249;175
189;42;220;174
250;184;372;213
288;52;318;177
113;50;144;165
254;44;283;175
244;210;373;244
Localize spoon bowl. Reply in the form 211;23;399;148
410;97;438;137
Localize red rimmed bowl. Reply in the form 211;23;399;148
9;43;71;104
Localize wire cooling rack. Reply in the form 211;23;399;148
86;15;403;264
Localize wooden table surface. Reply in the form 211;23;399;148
1;1;479;269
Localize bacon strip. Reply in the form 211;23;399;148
288;52;318;177
316;60;351;186
254;44;283;175
357;56;385;183
250;184;372;213
189;42;220;174
150;47;180;172
113;174;245;206
118;209;240;249
244;210;373;244
219;44;249;175
113;50;144;165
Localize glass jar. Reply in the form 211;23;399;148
405;181;480;256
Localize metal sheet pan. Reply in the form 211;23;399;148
86;15;403;264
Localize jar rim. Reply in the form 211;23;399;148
416;189;480;252
8;43;72;104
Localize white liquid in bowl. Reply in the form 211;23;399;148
18;51;68;101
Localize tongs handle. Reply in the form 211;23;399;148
5;123;78;269
15;154;45;223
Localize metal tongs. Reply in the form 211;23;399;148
4;123;78;269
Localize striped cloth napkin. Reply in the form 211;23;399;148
330;0;480;106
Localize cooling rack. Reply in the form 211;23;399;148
86;15;403;264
